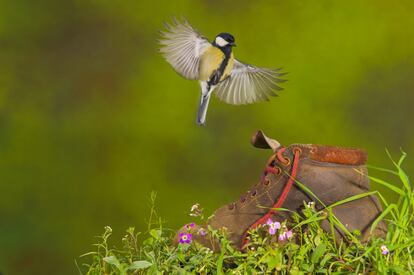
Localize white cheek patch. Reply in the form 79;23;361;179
215;36;229;47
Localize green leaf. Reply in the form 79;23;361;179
366;164;398;175
328;208;336;246
397;149;407;166
311;243;326;263
293;213;326;229
149;229;161;240
301;263;314;272
103;256;126;274
368;175;404;195
398;167;411;193
79;251;97;257
128;260;153;270
289;267;304;275
103;255;120;267
293;180;326;207
320;253;333;266
216;255;224;274
327;191;378;209
314;235;321;246
265;254;278;271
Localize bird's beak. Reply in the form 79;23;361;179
231;43;237;47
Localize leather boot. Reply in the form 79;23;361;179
175;130;386;250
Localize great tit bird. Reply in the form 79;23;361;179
159;19;285;126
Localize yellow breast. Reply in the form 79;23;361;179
199;46;225;81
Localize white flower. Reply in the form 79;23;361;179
189;203;203;217
306;201;315;208
191;203;200;212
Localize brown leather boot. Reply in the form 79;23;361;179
175;130;386;250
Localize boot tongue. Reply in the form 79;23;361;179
251;130;281;152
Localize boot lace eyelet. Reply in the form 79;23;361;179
276;147;291;166
293;147;302;155
281;157;291;166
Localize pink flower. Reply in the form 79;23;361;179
279;230;293;241
198;228;207;236
185;223;195;230
179;232;192;244
380;245;389;255
266;218;281;235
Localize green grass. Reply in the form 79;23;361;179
78;152;414;274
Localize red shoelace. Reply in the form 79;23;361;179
241;147;301;247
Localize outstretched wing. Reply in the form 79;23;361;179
214;59;286;105
159;19;210;80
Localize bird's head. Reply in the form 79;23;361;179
213;33;236;48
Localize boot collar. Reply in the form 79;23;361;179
251;130;367;165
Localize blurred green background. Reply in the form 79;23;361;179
1;0;413;274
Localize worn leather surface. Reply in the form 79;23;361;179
176;131;386;250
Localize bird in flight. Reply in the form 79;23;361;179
159;19;285;126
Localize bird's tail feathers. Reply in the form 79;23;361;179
197;82;213;126
197;93;211;126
